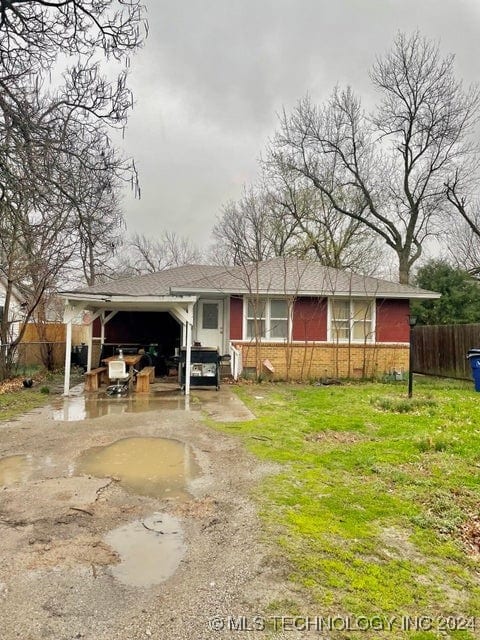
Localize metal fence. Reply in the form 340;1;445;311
413;324;480;380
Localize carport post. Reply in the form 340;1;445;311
86;319;93;372
185;320;192;396
63;318;72;396
86;310;103;372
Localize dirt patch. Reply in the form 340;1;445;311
171;495;217;519
0;390;297;640
378;526;426;563
459;514;480;555
17;535;119;571
305;429;367;444
0;476;112;523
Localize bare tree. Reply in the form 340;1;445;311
264;162;385;274
116;231;204;275
272;32;480;283
0;0;146;378
60;138;126;287
443;189;480;275
213;176;385;274
0;1;145;75
212;186;299;265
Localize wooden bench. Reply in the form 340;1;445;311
84;367;108;392
135;366;155;393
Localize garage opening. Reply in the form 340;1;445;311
97;311;181;377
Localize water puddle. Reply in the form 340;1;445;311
76;437;201;499
0;455;32;486
105;513;184;587
52;394;198;421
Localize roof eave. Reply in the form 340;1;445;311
170;286;441;299
62;293;198;306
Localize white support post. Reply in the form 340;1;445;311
100;311;105;346
185;320;192;396
64;319;73;396
86;309;103;372
86;319;93;372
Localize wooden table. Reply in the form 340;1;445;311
102;355;142;387
102;355;142;369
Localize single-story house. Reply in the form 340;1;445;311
60;257;440;394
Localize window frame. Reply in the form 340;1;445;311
328;297;376;344
243;297;291;342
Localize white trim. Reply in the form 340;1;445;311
103;310;118;324
327;297;376;344
185;320;192;396
63;319;72;396
171;286;440;300
232;340;410;347
63;294;197;304
242;295;292;343
194;298;225;351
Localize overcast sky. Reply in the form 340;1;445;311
119;0;480;252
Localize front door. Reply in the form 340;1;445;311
196;300;224;351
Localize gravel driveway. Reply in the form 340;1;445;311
0;387;299;640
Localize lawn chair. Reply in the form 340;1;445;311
106;360;130;396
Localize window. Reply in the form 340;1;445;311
269;299;288;338
202;303;218;329
246;298;289;340
247;300;266;338
330;299;374;343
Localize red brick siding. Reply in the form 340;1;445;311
376;299;410;342
292;297;327;341
229;296;243;340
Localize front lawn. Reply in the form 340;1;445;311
216;377;480;638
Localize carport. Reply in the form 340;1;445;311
61;293;197;395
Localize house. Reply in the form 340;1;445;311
60;257;440;394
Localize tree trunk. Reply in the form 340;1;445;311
398;253;411;285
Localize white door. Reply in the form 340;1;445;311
196;300;224;350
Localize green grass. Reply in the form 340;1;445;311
213;377;480;638
0;369;82;420
0;386;52;420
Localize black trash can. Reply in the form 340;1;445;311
467;349;480;391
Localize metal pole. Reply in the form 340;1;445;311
408;325;414;398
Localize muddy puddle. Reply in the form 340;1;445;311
0;454;33;487
76;437;201;499
106;512;184;587
52;394;199;421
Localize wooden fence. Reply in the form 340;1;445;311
17;322;88;368
413;324;480;380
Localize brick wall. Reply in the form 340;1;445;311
234;341;409;380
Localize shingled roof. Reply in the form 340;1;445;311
63;258;439;300
63;264;227;297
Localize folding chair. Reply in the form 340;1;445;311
106;360;130;396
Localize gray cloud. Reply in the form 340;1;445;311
120;0;480;248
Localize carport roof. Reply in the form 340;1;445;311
61;265;226;298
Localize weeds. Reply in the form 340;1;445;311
371;395;437;413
